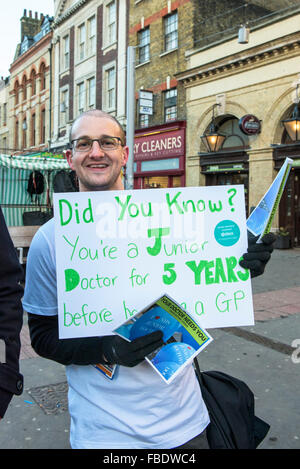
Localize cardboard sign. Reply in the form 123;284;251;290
54;185;254;339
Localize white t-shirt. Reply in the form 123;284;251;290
23;218;210;449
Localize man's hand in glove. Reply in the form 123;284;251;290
239;232;276;278
101;330;164;367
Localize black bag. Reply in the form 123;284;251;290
53;170;78;192
193;358;270;449
27;171;45;199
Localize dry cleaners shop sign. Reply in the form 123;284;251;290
134;128;185;160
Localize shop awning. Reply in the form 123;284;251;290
0;153;70;171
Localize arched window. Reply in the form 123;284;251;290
30;69;36;96
40;63;46;91
22;118;27;149
22;75;27;101
31;113;36;146
14;80;20;105
15;119;19;149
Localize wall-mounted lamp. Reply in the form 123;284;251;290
281;84;300;141
238;24;250;44
238;3;249;44
200;104;226;152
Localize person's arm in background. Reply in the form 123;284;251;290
0;207;24;419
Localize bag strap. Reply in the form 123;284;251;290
193;358;203;384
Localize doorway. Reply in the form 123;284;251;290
205;172;249;213
280;169;300;246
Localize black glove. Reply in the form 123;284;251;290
101;330;164;367
239;232;276;278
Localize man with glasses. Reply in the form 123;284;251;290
23;110;275;449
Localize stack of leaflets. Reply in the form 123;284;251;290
114;294;213;384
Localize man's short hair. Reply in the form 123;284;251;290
69;110;126;146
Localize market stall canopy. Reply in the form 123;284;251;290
0;153;70;171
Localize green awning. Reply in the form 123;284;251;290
0;153;70;171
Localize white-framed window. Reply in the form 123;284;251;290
104;0;116;47
60;88;69;126
164;11;178;52
164;88;177;122
138;27;150;64
103;63;116;111
78;82;85;113
139;114;149;128
63;35;69;69
88;16;96;55
88;76;96;108
3;103;7;125
78;24;86;60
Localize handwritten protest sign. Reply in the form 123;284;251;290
53;185;254;339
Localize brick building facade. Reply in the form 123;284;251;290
51;0;129;152
9;10;53;154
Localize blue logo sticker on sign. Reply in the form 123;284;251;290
214;220;240;247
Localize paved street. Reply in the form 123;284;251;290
1;248;299;450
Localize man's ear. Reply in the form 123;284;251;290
65;149;74;169
122;146;129;167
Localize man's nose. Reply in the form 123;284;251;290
89;140;105;156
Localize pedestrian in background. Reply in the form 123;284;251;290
0;206;24;419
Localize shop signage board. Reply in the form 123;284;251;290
139;90;153;115
239;114;261;135
54;185;254;339
134;128;185;160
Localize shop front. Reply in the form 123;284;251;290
273;144;300;247
200;150;249;212
133;121;186;189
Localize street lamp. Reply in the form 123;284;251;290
200;104;226;152
282;84;300;141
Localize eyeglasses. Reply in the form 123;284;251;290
71;136;124;152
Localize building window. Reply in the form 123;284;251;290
60;89;69;126
63;35;69;69
41;109;46;144
31;113;36;146
164;11;178;52
88;16;96;55
22;76;27;101
3;103;7;125
40;63;46;91
107;67;115;110
139;114;149;128
88;77;96;108
78;82;85;113
22;119;27;149
107;1;116;44
15;120;19;149
138;27;150;64
14;81;19;105
30;70;36;96
164;88;177;122
78;24;86;61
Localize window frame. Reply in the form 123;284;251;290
164;88;177;123
164;11;178;52
138;27;150;64
88;15;96;55
103;62;116;111
78;23;86;61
